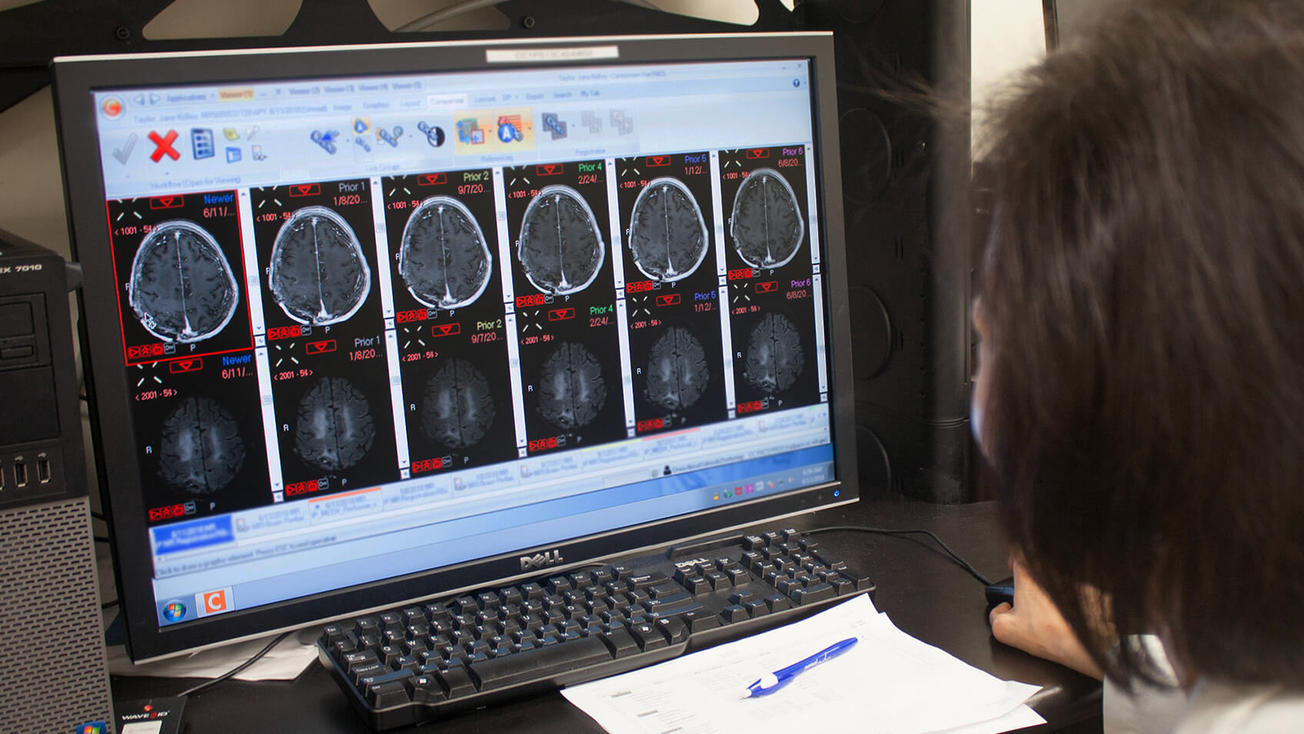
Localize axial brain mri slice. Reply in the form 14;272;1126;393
729;168;805;269
628;177;709;282
421;359;496;449
517;185;605;295
645;326;711;413
268;206;371;325
743;313;804;395
537;342;607;431
127;219;239;343
399;196;493;309
157;396;246;495
294;377;376;474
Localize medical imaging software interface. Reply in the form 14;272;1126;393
91;58;835;627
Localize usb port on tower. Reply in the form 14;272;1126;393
14;459;28;488
37;457;51;484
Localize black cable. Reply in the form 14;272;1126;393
102;599;119;609
91;511;106;521
807;525;995;586
94;535;111;543
176;631;294;698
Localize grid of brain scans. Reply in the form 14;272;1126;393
102;132;829;525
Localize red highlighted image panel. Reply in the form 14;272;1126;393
105;192;255;367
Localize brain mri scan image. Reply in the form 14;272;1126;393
628;178;709;282
743;313;804;395
293;377;376;473
517;185;605;295
127;220;239;343
268;206;371;325
157;396;246;495
645;327;710;412
399;196;493;309
537;342;607;431
421;359;496;449
730;169;805;269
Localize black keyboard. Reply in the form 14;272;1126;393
317;527;873;730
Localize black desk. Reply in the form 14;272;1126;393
113;499;1103;732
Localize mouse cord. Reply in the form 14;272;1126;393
176;631;294;698
806;525;995;586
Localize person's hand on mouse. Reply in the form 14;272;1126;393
989;558;1104;680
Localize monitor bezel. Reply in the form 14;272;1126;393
52;31;858;662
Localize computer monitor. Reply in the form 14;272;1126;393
52;32;857;662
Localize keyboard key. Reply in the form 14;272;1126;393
342;649;379;672
704;570;730;590
764;593;792;612
596;627;640;658
467;636;612;691
654;616;688;644
644;598;702;618
680;608;720;633
367;679;412;708
683;576;711;595
729;590;756;606
720;605;748;623
628;622;669;651
409;673;444;703
321;623;349;647
437;664;476;698
625;572;667;590
349;662;387;687
782;584;834;604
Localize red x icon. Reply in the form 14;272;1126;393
149;130;180;162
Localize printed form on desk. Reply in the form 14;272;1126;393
563;594;1045;734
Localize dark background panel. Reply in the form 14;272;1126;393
381;169;519;473
249;179;400;494
129;353;272;526
503;160;627;452
614;152;728;435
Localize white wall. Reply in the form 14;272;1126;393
970;0;1047;150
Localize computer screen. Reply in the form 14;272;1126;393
52;32;857;662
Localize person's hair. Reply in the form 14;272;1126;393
977;0;1304;688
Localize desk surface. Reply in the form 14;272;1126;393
112;498;1103;732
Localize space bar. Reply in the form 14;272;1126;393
468;637;613;692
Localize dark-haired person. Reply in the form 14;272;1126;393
972;0;1304;731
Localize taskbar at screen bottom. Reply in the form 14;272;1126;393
152;444;835;627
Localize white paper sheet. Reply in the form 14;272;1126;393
563;595;1045;734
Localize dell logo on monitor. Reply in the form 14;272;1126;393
520;549;564;571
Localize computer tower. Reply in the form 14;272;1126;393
0;228;114;733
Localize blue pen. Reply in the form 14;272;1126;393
742;636;858;698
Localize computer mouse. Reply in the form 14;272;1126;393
984;575;1015;622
